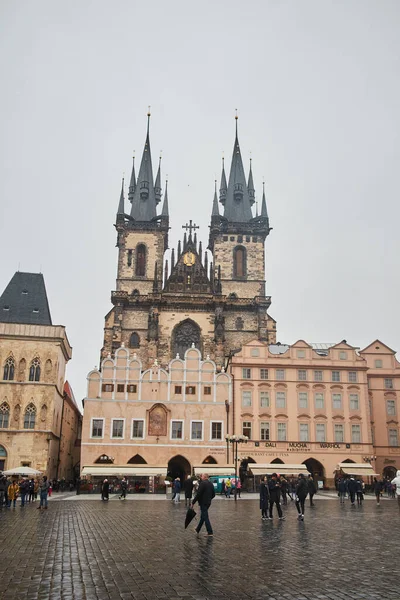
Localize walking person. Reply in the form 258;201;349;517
19;477;29;507
119;477;128;500
236;478;242;498
259;476;270;520
268;473;285;520
307;475;317;507
338;478;347;504
101;478;109;501
184;475;194;507
28;479;35;503
356;478;364;506
295;473;308;520
192;473;215;537
391;470;400;508
225;477;232;498
280;477;288;506
0;475;6;508
7;480;19;508
174;478;181;503
220;479;226;496
37;476;50;510
373;478;382;506
347;477;357;506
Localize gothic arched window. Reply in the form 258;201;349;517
3;356;15;381
233;246;246;279
172;320;201;359
129;332;140;348
135;244;146;277
29;357;41;382
0;402;10;428
24;403;36;429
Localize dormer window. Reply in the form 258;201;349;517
234;182;243;202
22;290;28;295
140;180;149;200
3;306;9;311
33;308;39;314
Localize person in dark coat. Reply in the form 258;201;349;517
268;473;285;520
307;475;317;507
295;474;308;520
373;478;382;506
119;477;128;500
101;479;109;501
192;473;215;536
347;477;357;506
184;476;194;506
280;477;288;506
259;476;270;519
338;478;347;503
355;478;364;506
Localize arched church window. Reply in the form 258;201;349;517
135;244;146;276
129;332;140;348
172;320;201;359
0;402;10;428
233;246;246;279
24;403;36;429
3;356;15;381
29;357;41;382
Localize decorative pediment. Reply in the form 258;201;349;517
314;413;328;420
332;414;345;420
349;414;362;421
296;383;310;390
241;412;253;418
275;412;288;419
298;413;311;419
164;238;211;294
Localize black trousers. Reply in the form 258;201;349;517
269;498;282;518
296;497;305;515
309;493;315;506
349;491;356;504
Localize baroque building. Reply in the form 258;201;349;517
0;272;81;479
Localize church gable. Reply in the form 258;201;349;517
163;227;211;295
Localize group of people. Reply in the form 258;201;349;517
259;472;316;521
100;477;129;501
336;472;400;507
0;473;51;509
220;477;242;498
171;476;200;505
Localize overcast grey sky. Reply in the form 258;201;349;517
1;0;399;406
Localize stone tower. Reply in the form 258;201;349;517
102;114;276;369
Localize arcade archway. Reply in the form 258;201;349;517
383;466;397;480
271;458;285;464
202;456;217;464
128;454;147;464
303;458;325;483
167;455;191;483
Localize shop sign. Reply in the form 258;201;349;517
287;442;311;452
320;443;341;449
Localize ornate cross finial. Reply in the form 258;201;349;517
182;220;200;238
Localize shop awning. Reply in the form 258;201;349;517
337;463;378;477
193;465;235;476
81;465;166;477
249;464;309;476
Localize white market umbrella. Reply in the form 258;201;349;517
2;466;42;476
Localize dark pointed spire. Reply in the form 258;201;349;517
128;156;136;203
154;155;162;205
247;158;255;205
164;260;168;286
177;239;182;257
117;177;125;215
204;249;208;274
171;248;175;268
130;110;157;221
219;157;227;205
198;241;202;264
212;180;220;216
161;179;169;216
224;112;253;222
261;181;269;226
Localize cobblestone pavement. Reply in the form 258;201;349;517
0;496;399;600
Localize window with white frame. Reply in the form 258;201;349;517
112;419;124;438
91;418;104;438
374;359;382;368
298;392;308;409
132;419;144;438
316;423;326;442
334;423;344;443
298;370;307;381
351;424;361;443
242;421;252;438
314;370;323;382
260;368;268;380
299;423;309;441
242;368;251;379
242;390;252;407
171;420;183;440
260;391;270;408
211;421;222;440
332;371;340;382
276;391;286;409
385;378;393;389
332;393;342;410
339;351;347;360
350;394;359;410
260;421;270;440
315;393;324;409
389;428;398;446
348;371;357;383
277;422;287;441
191;421;203;440
276;369;285;381
387;399;396;416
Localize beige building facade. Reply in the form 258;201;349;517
0;272;81;480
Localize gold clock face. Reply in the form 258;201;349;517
183;251;195;266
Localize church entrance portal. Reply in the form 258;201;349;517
167;455;191;485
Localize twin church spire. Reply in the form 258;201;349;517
116;112;269;228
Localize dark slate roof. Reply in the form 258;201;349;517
0;272;52;325
223;123;253;222
129;117;158;221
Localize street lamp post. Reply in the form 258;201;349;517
225;434;248;502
